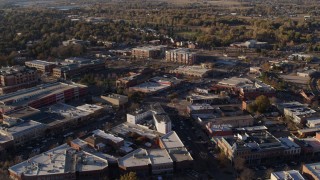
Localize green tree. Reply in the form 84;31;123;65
255;95;271;113
120;172;138;180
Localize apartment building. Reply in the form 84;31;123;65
0;66;39;94
132;45;166;59
166;48;197;65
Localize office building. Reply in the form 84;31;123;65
53;57;105;79
25;60;56;73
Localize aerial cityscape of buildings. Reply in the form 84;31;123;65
0;0;320;179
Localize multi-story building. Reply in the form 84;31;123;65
25;60;56;73
165;48;197;65
186;93;229;104
217;129;286;164
116;68;154;89
0;82;87;113
0;120;45;146
302;162;320;180
118;131;193;176
217;77;275;99
91;129;124;148
101;94;128;106
0;66;39;94
9;142;108;180
132;45;166;59
170;65;212;77
126;103;172;134
271;170;305;180
53;57;105;79
279;137;301;158
277;102;316;124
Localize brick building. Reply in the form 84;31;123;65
0;66;39;94
165;48;197;65
132;45;166;59
25;60;56;73
0;82;87;113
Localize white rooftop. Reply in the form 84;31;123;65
92;129;124;144
219;77;253;87
130;82;170;92
118;148;151;168
148;149;173;165
112;122;163;139
0;120;45;137
188;104;214;111
160;131;184;149
49;103;91;119
304;162;320;179
9;142;108;177
271;170;305;180
76;104;103;113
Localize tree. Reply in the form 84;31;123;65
240;168;255;180
217;151;229;168
233;157;246;172
255;95;271;113
264;168;274;179
120;172;138;180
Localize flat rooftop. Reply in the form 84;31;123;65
130;82;170;93
0;66;35;76
103;93;128;101
49;103;90;119
148;149;172;165
0;82;86;111
92;129;124;144
118;148;173;168
112;122;163;139
150;103;171;123
76;104;103;113
304;162;320;179
172;65;210;75
167;48;195;54
160;131;184;149
224;130;283;151
1;120;45;137
26;60;55;66
150;76;182;85
4;107;40;119
9;143;108;177
187;93;223;100
0;133;13;144
133;45;166;51
118;148;150;168
279;137;300;149
218;77;252;87
280;74;309;85
271;170;305;180
167;147;193;162
188;104;214;111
